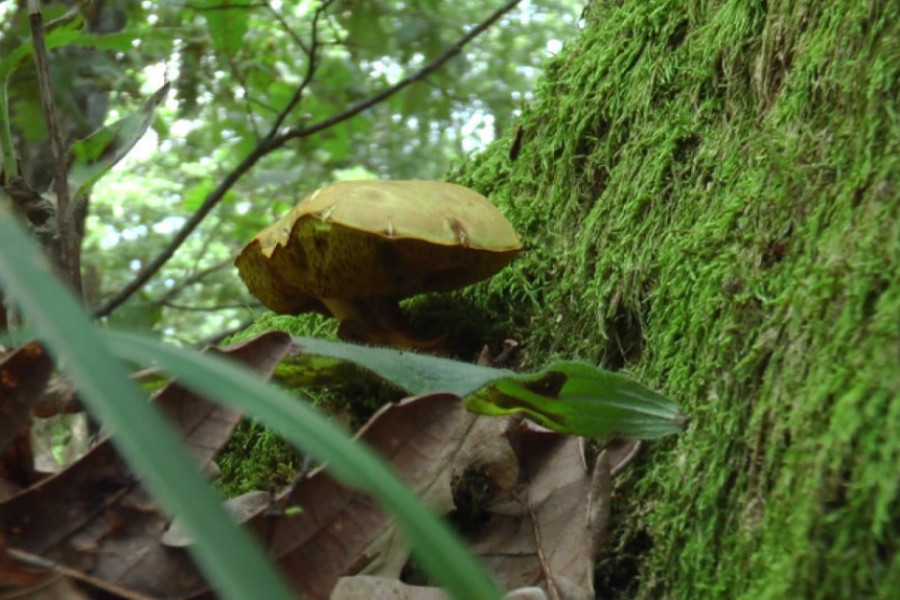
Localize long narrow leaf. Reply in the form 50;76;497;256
0;207;296;600
286;337;685;438
103;330;502;600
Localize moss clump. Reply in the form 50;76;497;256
449;1;900;597
215;419;302;497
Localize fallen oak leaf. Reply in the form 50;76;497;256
0;342;53;449
231;393;638;599
319;418;632;600
467;428;625;599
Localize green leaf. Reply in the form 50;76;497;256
0;19;177;81
285;337;686;439
105;297;163;334
182;177;217;211
67;83;170;205
0;14;84;80
466;362;686;439
197;0;251;55
0;201;294;600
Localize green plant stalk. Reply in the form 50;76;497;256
104;331;503;600
0;78;17;178
0;205;296;600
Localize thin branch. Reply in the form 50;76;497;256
92;134;278;317
161;301;261;312
268;0;335;135
0;77;17;179
92;0;523;318
263;0;309;53
225;53;262;141
277;0;520;145
27;0;82;296
147;256;233;307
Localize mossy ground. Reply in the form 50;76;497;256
448;1;899;597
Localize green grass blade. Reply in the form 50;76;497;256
289;335;503;395
0;207;296;600
103;330;502;600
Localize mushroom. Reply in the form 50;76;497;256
235;180;522;351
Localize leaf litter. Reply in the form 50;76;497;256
1;332;676;599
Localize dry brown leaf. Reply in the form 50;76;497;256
237;396;627;599
331;576;550;599
330;575;453;600
0;332;292;599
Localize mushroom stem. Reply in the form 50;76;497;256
321;296;446;352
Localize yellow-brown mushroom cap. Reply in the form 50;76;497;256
235;180;522;314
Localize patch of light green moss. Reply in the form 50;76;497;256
450;1;900;597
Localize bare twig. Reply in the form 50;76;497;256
268;0;334;135
277;0;521;145
92;0;523;318
147;256;233;307
263;0;310;53
160;301;260;312
27;0;82;297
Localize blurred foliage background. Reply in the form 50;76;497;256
0;0;580;343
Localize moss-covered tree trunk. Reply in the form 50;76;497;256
454;1;899;597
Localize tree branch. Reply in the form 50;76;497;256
27;0;82;297
92;0;523;318
147;257;233;307
268;0;335;136
276;0;522;145
160;301;261;312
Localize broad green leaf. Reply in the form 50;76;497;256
266;80;297;113
466;362;686;439
67;83;170;204
0;200;295;600
105;296;163;334
0;15;84;80
286;336;686;439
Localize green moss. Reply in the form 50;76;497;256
450;0;900;597
215;419;302;497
